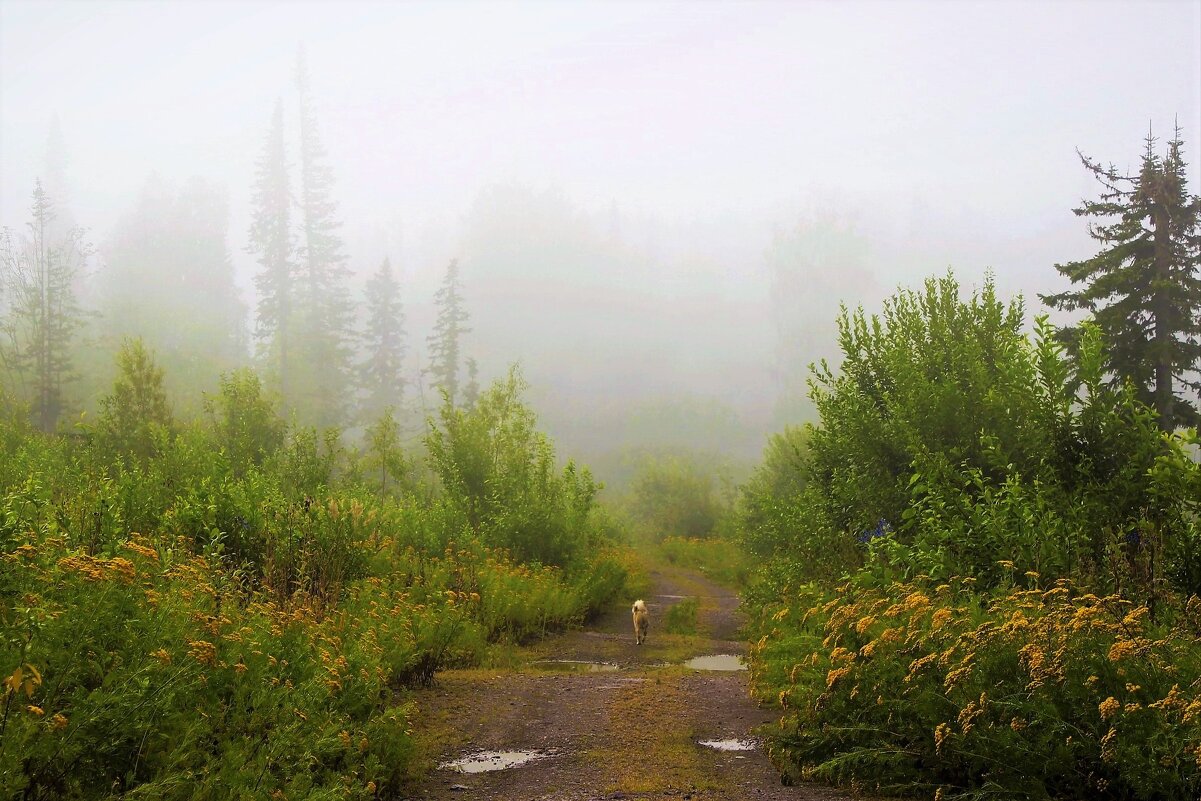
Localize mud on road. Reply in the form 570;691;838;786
401;565;862;801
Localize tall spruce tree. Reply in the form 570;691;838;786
0;181;88;431
359;256;406;421
1042;125;1201;430
294;49;353;430
426;259;471;405
248;99;296;402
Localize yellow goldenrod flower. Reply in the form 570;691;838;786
934;722;952;754
1098;697;1120;721
1108;639;1138;662
49;713;68;730
930;608;953;631
26;705;44;717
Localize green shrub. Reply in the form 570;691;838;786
425;368;603;568
746;573;1201;799
664;597;700;635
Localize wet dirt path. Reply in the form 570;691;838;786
402;564;861;801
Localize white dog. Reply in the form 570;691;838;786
631;599;649;645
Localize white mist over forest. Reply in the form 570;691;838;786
2;0;1198;482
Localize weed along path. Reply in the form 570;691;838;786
403;564;859;801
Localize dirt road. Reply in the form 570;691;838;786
402;565;859;801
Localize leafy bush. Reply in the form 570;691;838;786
629;454;726;540
0;366;632;798
737;272;1201;798
659;536;754;588
746;572;1201;800
663;596;700;635
425;368;602;568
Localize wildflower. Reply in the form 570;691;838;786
234;662;247;674
151;648;172;665
340;730;352;747
26;705;44;717
187;641;218;666
49;713;68;730
1150;685;1183;712
366;781;376;794
856;519;892;545
1100;727;1117;762
944;666;972;690
1098;697;1120;721
826;666;852;689
106;557;137;583
829;646;855;664
934;722;952;754
1108;639;1138;662
1121;607;1149;628
930;608;953;631
903;592;931;613
1010;717;1027;731
997;560;1015;570
122;541;159;561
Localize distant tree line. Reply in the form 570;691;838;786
1;50;476;435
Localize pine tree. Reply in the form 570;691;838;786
43;115;76;243
359;256;406;421
248;99;295;402
463;357;480;408
426;259;471;405
294;49;353;430
0;181;88;431
1041;125;1201;430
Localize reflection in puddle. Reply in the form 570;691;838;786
439;749;559;773
699;738;758;751
684;654;746;671
531;659;620;672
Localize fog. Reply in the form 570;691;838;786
2;0;1199;480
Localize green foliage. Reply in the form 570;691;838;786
203;367;286;476
629;454;726;540
1041;127;1201;430
659;536;753;589
0;359;630;798
663;596;700;635
358;258;406;423
96;338;174;465
425;368;601;567
745;573;1201;800
0;181;88;432
738;271;1201;799
360;407;412;496
426;259;471;406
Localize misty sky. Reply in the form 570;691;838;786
2;0;1199;462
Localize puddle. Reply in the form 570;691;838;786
655;594;688;600
439;749;559;773
684;654;746;671
531;659;619;673
699;738;758;751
